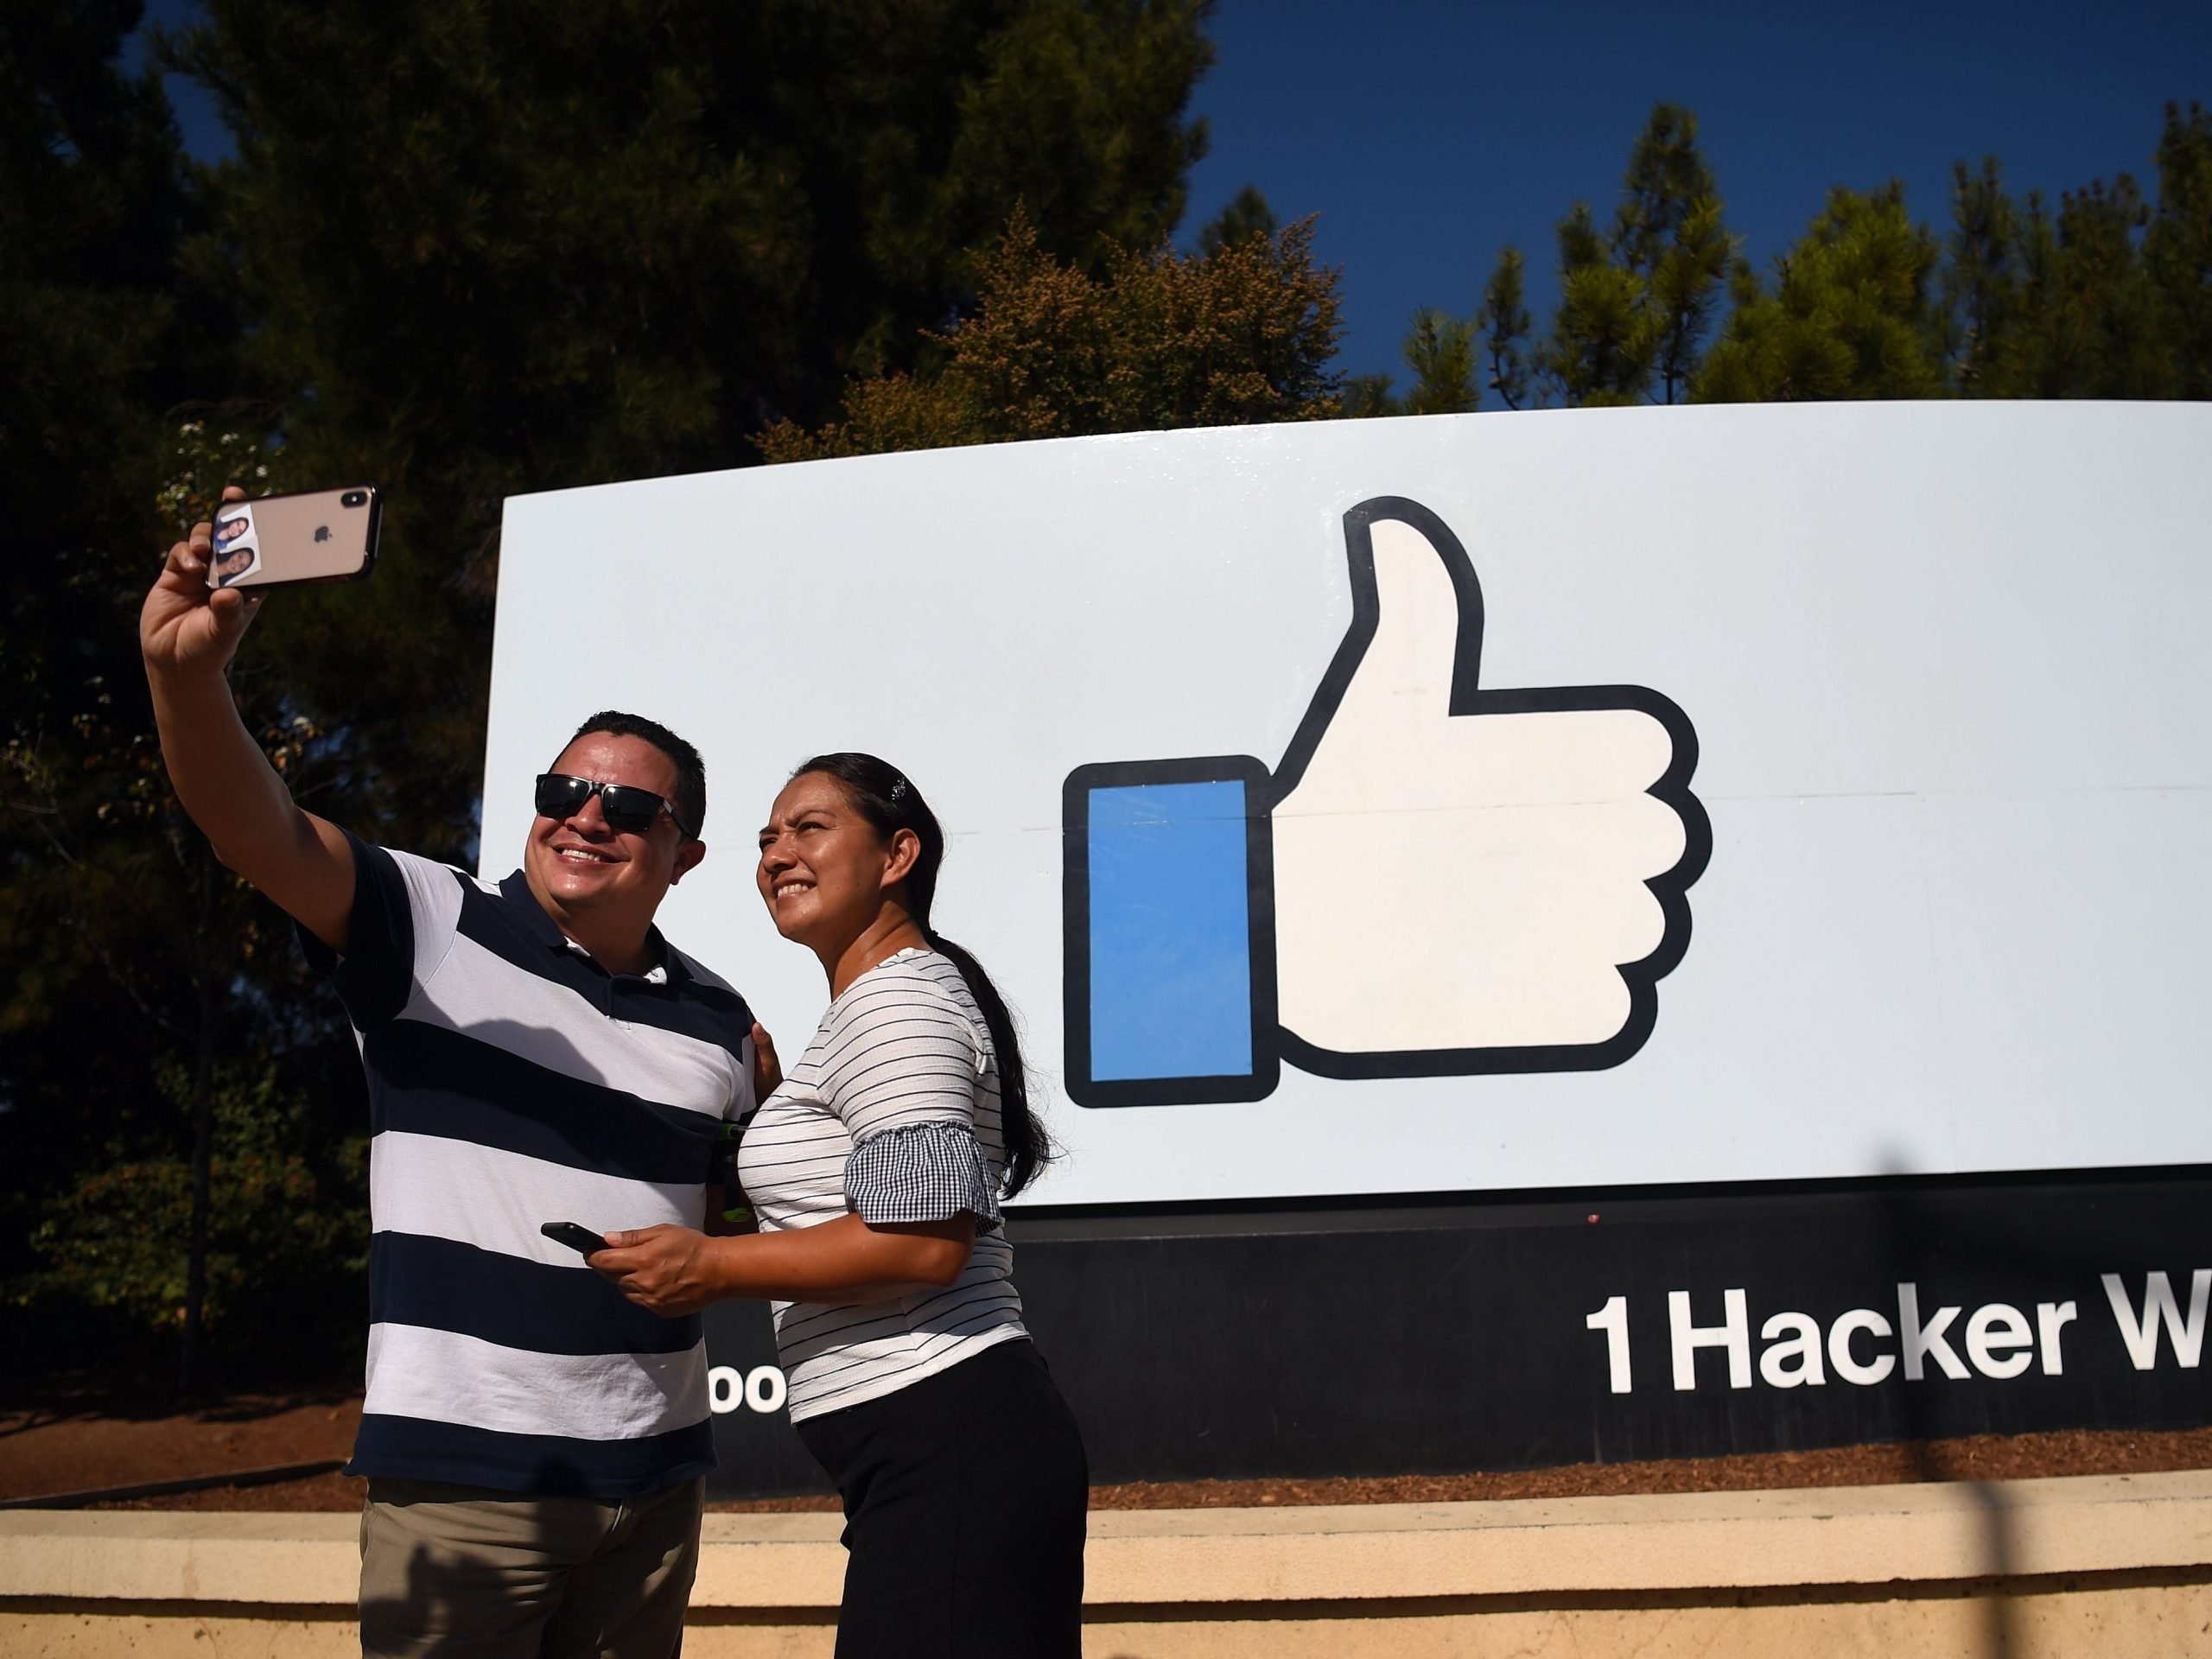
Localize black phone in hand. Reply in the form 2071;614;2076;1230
541;1221;609;1256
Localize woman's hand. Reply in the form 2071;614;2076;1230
592;1224;723;1318
591;1213;976;1313
750;1020;782;1098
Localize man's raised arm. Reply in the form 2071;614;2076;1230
141;485;355;950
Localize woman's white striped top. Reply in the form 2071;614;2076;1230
736;949;1028;1421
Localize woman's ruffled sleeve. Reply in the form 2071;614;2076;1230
822;976;1002;1233
846;1121;1001;1232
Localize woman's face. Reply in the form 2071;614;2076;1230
756;772;910;953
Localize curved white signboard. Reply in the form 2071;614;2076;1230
486;402;2212;1206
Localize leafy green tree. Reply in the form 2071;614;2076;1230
1474;246;1533;410
1541;200;1653;406
1611;105;1709;276
1939;156;2022;394
1612;104;1733;404
2146;102;2212;400
2006;178;2173;397
1198;183;1280;256
1400;307;1478;415
1;9;369;1388
1339;373;1400;418
1;0;194;1351
760;210;1344;459
21;1052;368;1374
1695;183;1943;402
1940;104;2208;401
2;0;232;791
1540;104;1732;406
4;415;375;1389
925;0;1217;296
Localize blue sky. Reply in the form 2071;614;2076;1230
133;0;2209;388
1184;0;2210;385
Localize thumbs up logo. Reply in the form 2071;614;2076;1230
1064;497;1710;1106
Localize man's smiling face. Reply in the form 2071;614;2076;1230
523;730;702;942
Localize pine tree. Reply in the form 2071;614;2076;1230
1474;246;1533;410
1611;104;1732;404
1541;200;1653;405
1941;157;2022;395
1400;307;1478;415
1939;105;2207;400
2145;102;2212;400
1198;184;1280;256
1339;374;1400;419
2000;178;2173;397
1695;183;1943;402
1539;104;1732;406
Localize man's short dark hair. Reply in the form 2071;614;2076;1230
563;710;707;840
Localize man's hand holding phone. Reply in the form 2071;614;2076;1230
143;480;382;679
138;483;367;954
142;484;265;681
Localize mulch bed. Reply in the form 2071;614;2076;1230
3;1390;2205;1514
0;1389;364;1513
1077;1426;2212;1511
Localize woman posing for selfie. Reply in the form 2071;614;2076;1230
589;753;1087;1658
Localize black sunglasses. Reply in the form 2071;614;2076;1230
534;773;693;841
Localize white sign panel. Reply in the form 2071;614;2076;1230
485;402;2212;1206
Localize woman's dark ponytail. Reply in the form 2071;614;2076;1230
792;753;1052;1198
910;931;1042;1196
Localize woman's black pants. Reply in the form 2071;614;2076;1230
795;1338;1089;1658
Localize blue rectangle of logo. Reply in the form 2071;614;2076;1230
1086;780;1254;1082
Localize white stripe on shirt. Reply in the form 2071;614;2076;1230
365;1322;709;1440
403;929;745;1114
370;1133;702;1267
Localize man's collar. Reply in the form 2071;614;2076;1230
498;869;685;986
498;869;566;947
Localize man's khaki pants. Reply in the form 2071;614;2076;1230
358;1477;704;1658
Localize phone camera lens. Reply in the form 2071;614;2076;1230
340;490;367;508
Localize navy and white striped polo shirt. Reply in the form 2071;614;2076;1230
304;830;755;1498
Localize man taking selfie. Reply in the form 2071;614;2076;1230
142;486;766;1657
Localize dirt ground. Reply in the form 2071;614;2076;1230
3;1389;2207;1514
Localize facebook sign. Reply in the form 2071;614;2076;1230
1059;497;1707;1108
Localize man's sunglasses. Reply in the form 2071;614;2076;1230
534;773;693;842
